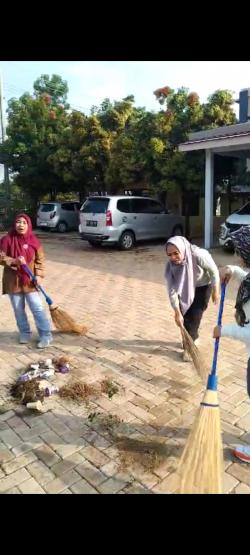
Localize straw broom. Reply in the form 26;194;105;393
22;264;88;335
181;327;210;383
177;283;226;494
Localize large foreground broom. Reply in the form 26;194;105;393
177;283;226;494
22;264;88;335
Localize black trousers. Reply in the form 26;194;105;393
183;285;212;341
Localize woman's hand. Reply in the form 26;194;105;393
0;252;17;268
213;325;221;338
16;256;26;266
219;266;232;284
34;276;43;286
174;309;184;328
212;285;219;305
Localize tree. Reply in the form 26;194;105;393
153;86;237;235
203;90;236;128
49;111;112;198
97;95;135;134
0;75;239;223
33;74;69;109
154;87;236;138
106;107;172;193
107;88;206;197
51;96;137;197
0;80;70;207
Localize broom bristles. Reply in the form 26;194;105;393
181;327;210;383
49;305;88;335
177;389;224;494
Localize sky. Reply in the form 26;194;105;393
1;60;250;180
1;61;250;118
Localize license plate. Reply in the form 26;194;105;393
40;222;48;226
86;220;97;227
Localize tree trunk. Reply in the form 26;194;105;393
50;188;57;201
79;188;86;203
158;190;167;207
29;193;40;228
185;213;191;241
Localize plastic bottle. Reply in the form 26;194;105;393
44;385;59;396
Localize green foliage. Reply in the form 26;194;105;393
0;74;238;205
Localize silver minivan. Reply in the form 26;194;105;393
79;196;184;250
37;201;81;232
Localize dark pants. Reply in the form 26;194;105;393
247;359;250;397
183;285;212;341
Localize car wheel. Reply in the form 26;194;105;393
223;245;234;253
57;221;68;233
119;231;135;250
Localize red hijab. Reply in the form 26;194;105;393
0;213;41;285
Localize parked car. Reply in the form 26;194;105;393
219;200;250;251
37;201;81;232
79;195;184;250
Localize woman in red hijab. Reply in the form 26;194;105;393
0;214;52;348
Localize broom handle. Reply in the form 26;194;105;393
22;264;53;306
211;282;226;376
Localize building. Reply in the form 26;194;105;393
179;89;250;248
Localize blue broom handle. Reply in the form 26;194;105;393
211;282;226;376
22;264;53;306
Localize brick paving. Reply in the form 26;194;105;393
0;232;249;494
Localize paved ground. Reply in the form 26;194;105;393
0;232;250;494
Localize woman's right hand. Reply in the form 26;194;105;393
16;256;26;266
174;310;184;328
219;266;232;284
0;252;17;268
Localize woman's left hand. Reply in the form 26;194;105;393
213;325;221;338
212;285;219;305
34;276;42;286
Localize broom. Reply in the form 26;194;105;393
177;282;226;494
22;264;88;335
181;327;210;383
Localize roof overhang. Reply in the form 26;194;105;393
179;133;250;152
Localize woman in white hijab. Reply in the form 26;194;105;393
165;236;219;361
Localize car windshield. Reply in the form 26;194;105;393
80;198;110;213
39;204;56;213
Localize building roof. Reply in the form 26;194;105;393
179;121;250;152
187;121;250;143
